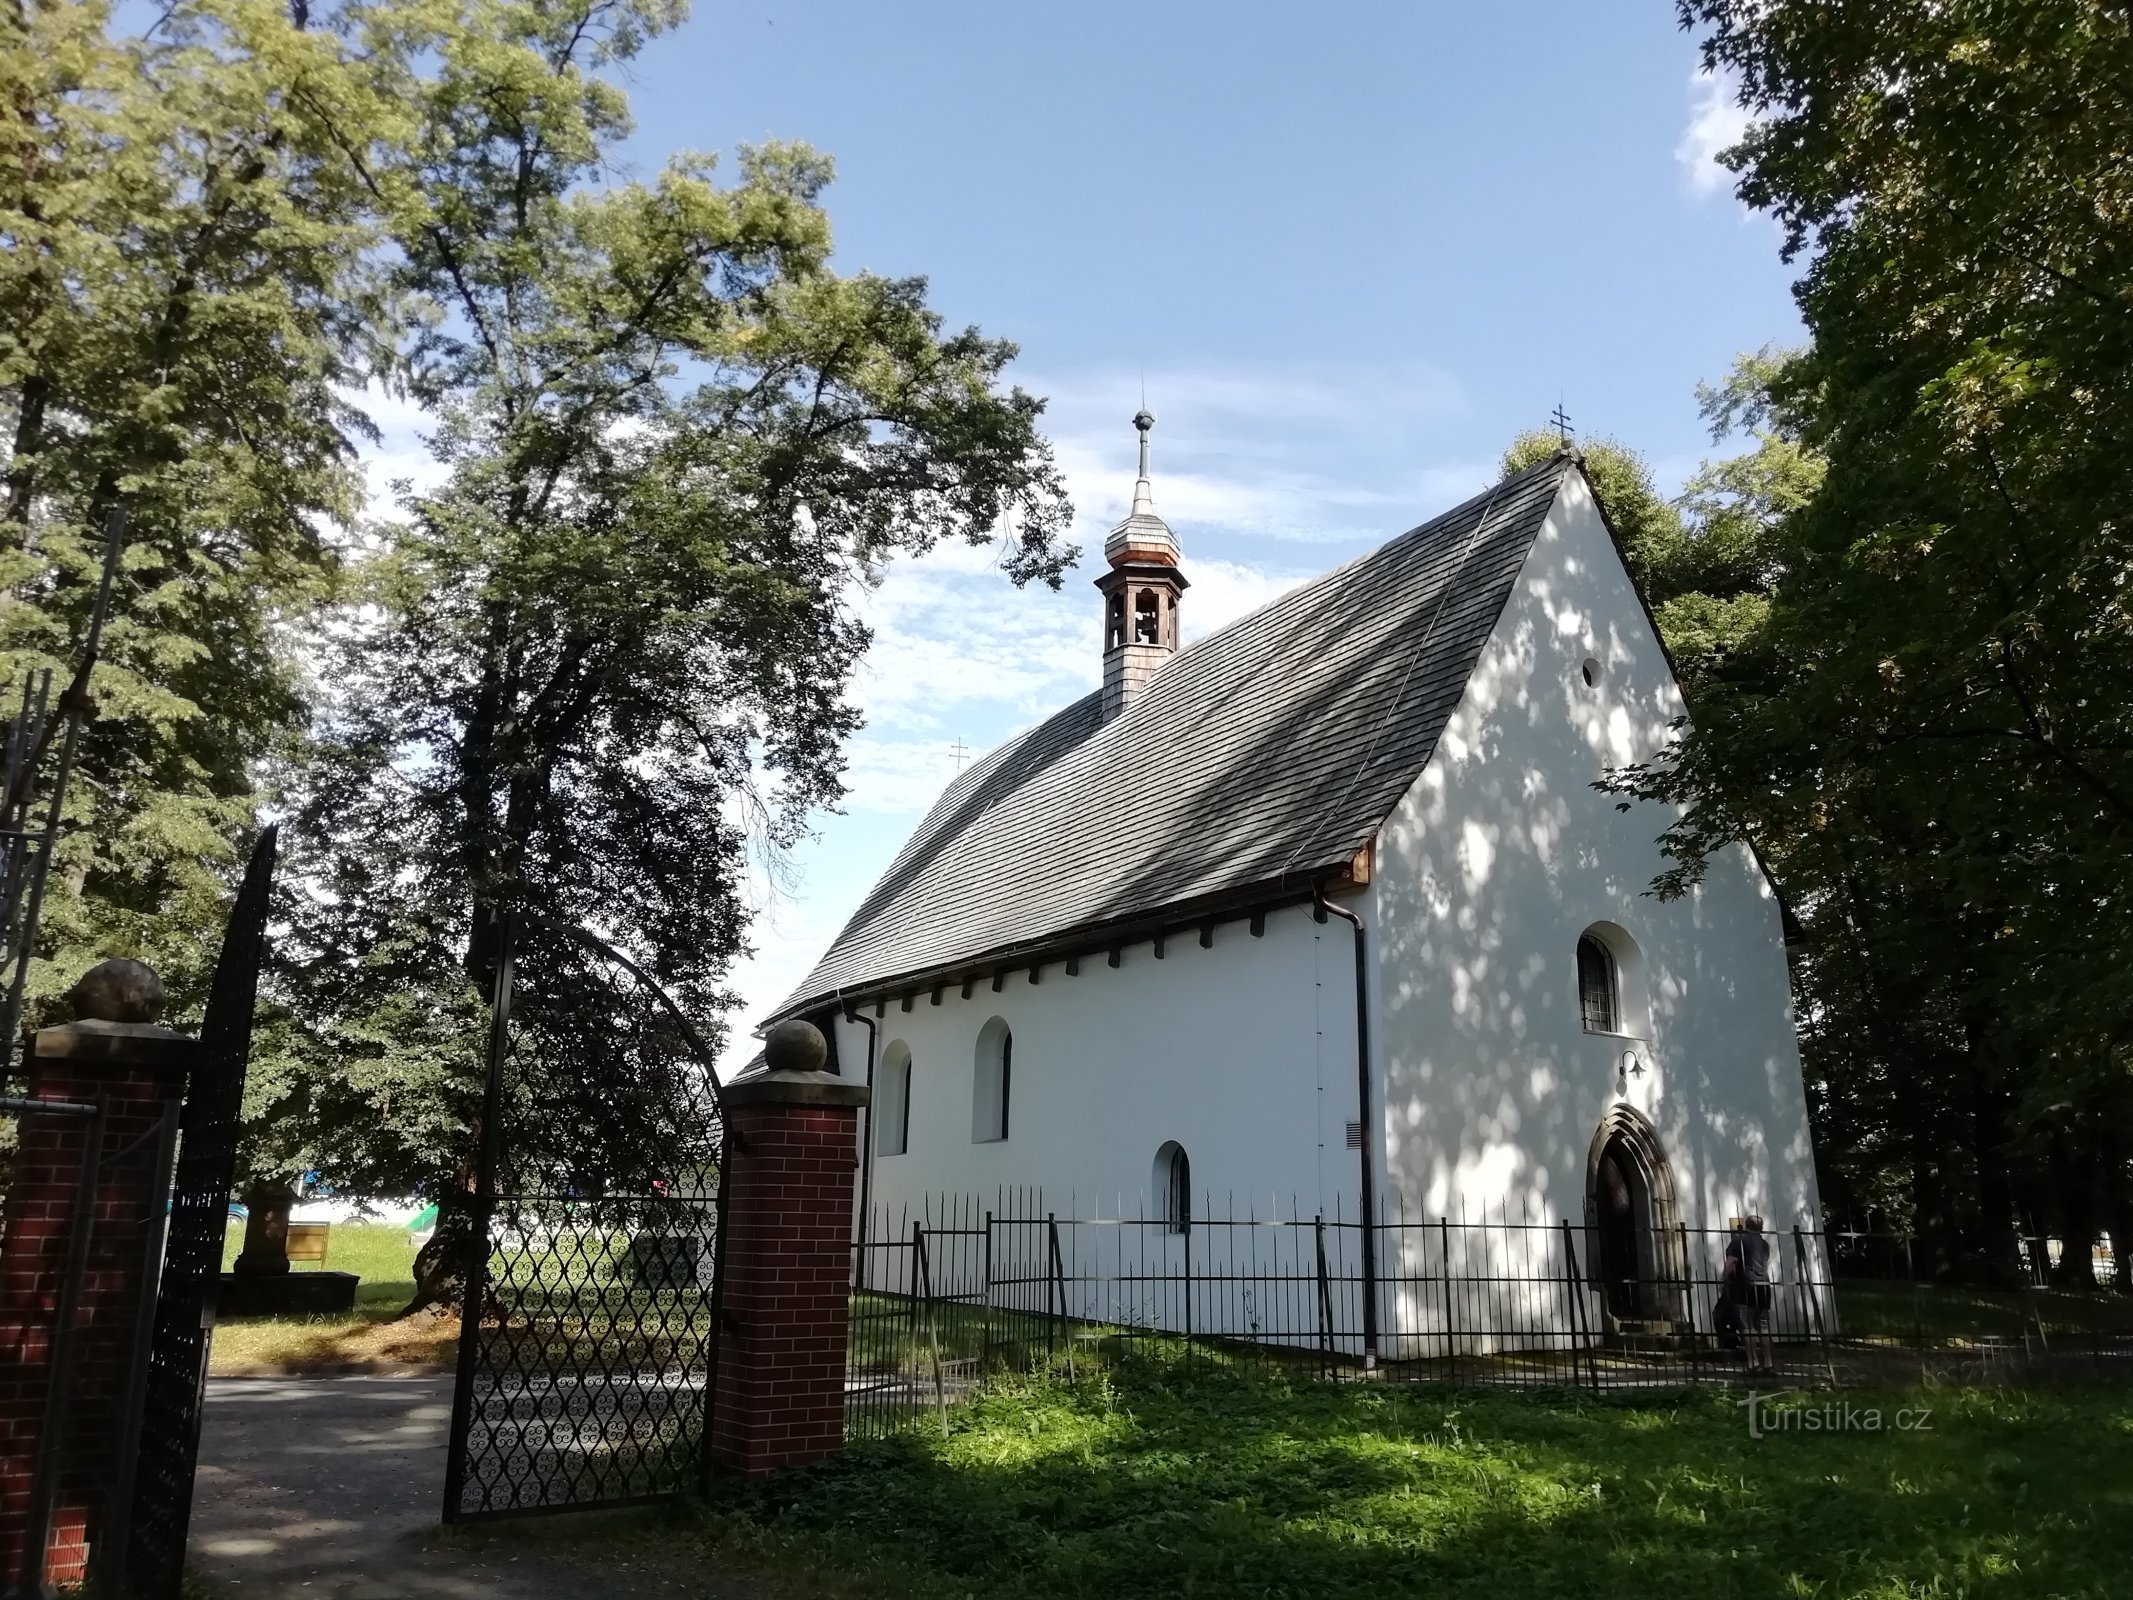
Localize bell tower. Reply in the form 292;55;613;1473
1098;409;1188;720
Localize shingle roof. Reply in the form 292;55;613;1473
771;454;1576;1020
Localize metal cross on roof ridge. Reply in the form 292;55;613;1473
1550;401;1574;446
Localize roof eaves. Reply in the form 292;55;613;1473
769;853;1375;1027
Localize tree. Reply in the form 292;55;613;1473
271;0;1074;1309
1;0;396;1011
1628;0;2133;1279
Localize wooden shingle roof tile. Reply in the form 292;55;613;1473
770;455;1573;1019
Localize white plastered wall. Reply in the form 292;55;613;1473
829;902;1366;1333
1366;470;1823;1346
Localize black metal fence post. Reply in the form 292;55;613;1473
1676;1222;1693;1334
1559;1219;1594;1390
1034;1212;1052;1365
442;914;513;1526
1182;1207;1194;1361
1439;1217;1456;1381
124;826;277;1596
913;1222;946;1433
982;1209;995;1370
98;1097;182;1596
1314;1216;1334;1372
1793;1225;1837;1386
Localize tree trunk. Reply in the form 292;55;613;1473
2051;1126;2100;1291
457;601;513;990
1911;1158;1956;1282
1963;1007;2025;1284
4;373;48;531
232;1179;295;1277
2098;1112;2133;1296
395;1191;477;1320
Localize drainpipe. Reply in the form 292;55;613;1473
844;1003;880;1289
1315;888;1380;1369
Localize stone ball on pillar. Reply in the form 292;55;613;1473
763;1017;828;1076
68;957;166;1024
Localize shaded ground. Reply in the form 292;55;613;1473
187;1363;2133;1599
189;1377;769;1599
692;1363;2133;1600
209;1225;453;1377
207;1310;459;1377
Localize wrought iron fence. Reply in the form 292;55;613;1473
442;913;727;1522
849;1194;2133;1439
120;825;277;1600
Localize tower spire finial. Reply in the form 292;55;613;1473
1098;404;1186;720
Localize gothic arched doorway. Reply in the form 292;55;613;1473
1584;1107;1685;1329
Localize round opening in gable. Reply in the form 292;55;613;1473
1579;657;1602;689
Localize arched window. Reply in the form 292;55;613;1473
1133;589;1160;643
1577;934;1618;1033
1155;1142;1190;1234
973;1018;1011;1143
876;1041;912;1157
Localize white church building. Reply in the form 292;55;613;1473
763;414;1824;1354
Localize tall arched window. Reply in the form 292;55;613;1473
876;1041;912;1157
1154;1142;1190;1234
973;1018;1011;1143
1577;934;1618;1033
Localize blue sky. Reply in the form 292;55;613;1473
366;2;1797;1068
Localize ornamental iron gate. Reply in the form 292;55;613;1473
121;824;278;1599
442;913;728;1522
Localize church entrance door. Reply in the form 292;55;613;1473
1584;1108;1683;1331
1593;1136;1648;1323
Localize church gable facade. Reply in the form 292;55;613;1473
767;420;1822;1347
1366;468;1820;1334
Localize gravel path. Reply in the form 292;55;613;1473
190;1375;771;1599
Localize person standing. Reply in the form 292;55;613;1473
1724;1214;1777;1377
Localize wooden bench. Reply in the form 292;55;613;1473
286;1221;331;1266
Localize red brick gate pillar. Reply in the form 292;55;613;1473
708;1019;868;1477
0;959;192;1589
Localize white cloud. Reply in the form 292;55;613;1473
1676;67;1752;198
345;353;1493;1073
721;359;1492;1056
1180;557;1311;642
714;889;852;1076
1033;362;1477;545
847;555;1092;734
347;384;450;521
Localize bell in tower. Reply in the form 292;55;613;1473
1097;410;1189;720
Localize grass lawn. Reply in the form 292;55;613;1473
210;1221;457;1376
1835;1278;2133;1342
677;1363;2133;1600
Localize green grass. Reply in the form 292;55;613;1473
211;1220;448;1375
218;1218;422;1310
1835;1278;2133;1342
849;1292;1071;1373
681;1362;2133;1600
